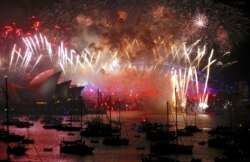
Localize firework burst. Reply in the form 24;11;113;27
192;13;208;29
1;0;248;112
7;33;217;112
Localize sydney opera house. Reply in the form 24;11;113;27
0;69;84;115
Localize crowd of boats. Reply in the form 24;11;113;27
1;85;250;162
2;112;250;162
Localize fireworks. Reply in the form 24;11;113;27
192;13;208;29
7;33;216;112
1;0;248;112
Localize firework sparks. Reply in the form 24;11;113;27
193;13;208;29
1;0;248;112
7;32;217;112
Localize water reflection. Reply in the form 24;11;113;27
0;110;238;162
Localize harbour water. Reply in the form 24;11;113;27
0;110;246;162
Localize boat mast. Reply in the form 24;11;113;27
97;88;100;121
229;93;233;130
175;87;178;145
118;100;120;124
100;91;103;121
167;101;169;129
80;95;83;130
5;76;9;134
109;96;112;129
4;76;10;162
195;110;197;126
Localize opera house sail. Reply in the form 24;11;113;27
2;69;84;115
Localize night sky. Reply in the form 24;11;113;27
210;0;250;85
1;2;250;162
1;0;250;86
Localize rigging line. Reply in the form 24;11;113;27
169;104;176;128
26;128;43;162
119;111;129;139
195;112;203;130
180;107;187;126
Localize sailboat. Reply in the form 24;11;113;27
20;128;34;144
103;97;129;146
177;105;202;137
60;95;95;156
145;102;176;142
150;88;193;155
80;89;110;138
141;153;180;162
7;144;27;156
57;96;82;131
60;138;94;156
2;76;27;157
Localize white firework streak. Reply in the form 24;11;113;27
8;34;217;110
9;44;16;69
198;49;216;110
10;34;53;72
169;41;216;110
171;67;192;109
